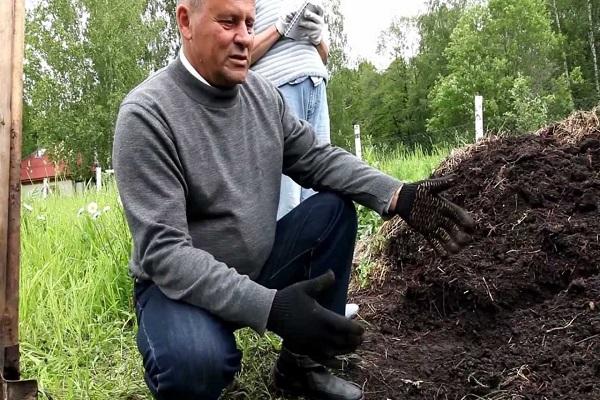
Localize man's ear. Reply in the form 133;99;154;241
177;5;193;40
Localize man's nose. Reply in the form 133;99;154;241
234;25;253;47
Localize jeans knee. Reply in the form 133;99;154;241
314;192;357;235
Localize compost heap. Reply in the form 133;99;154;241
348;110;600;399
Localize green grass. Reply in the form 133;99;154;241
19;145;450;399
19;183;147;399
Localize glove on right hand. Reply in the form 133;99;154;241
267;271;365;360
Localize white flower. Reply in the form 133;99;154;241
92;211;101;220
86;202;99;215
102;206;111;212
23;203;34;212
77;208;85;217
36;215;46;221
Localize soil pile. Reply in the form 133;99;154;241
349;111;600;399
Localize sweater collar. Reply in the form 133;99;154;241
168;56;240;108
179;49;213;87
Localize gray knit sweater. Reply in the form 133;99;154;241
113;58;401;333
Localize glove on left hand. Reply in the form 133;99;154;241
292;5;326;45
275;10;297;36
394;175;475;255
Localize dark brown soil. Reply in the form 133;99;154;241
348;130;600;399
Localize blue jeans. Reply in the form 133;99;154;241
277;77;331;220
134;192;357;399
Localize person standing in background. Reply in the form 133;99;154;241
251;0;330;220
251;0;360;321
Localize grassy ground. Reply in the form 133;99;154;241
19;146;450;399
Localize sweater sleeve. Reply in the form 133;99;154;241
277;91;403;215
113;102;276;333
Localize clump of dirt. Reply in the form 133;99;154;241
348;110;600;399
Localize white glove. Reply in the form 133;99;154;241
296;5;326;45
275;10;296;36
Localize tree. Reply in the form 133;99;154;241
545;0;600;108
407;0;468;144
376;16;416;62
428;0;573;139
586;0;600;97
328;67;360;147
328;1;470;150
24;0;177;180
323;0;349;74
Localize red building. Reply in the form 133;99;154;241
20;150;67;184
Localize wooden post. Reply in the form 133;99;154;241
1;0;38;397
353;124;362;160
7;0;25;359
475;95;484;142
0;0;15;341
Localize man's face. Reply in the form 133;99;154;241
179;0;255;88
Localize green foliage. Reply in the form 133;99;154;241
328;1;469;151
427;0;573;139
546;0;600;109
24;0;177;179
406;1;468;141
323;0;349;74
501;73;575;132
502;74;551;133
19;186;144;398
328;0;598;151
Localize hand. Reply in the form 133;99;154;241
275;10;296;36
394;175;475;255
267;271;365;360
296;6;325;45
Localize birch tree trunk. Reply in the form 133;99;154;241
551;0;572;97
587;0;600;98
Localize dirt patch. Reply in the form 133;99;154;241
348;122;600;399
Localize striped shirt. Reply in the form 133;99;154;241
252;0;329;87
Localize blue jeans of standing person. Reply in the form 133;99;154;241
134;192;357;400
277;76;331;220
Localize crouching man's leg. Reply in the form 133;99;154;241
258;192;363;400
134;282;241;400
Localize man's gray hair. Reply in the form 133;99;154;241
177;0;203;8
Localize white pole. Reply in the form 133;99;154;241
42;178;48;199
96;166;102;192
353;124;362;160
475;95;484;142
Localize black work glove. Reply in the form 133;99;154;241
394;175;475;255
267;271;365;361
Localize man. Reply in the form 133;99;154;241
251;0;330;220
112;0;474;399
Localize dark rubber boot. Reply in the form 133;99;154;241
272;348;364;400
